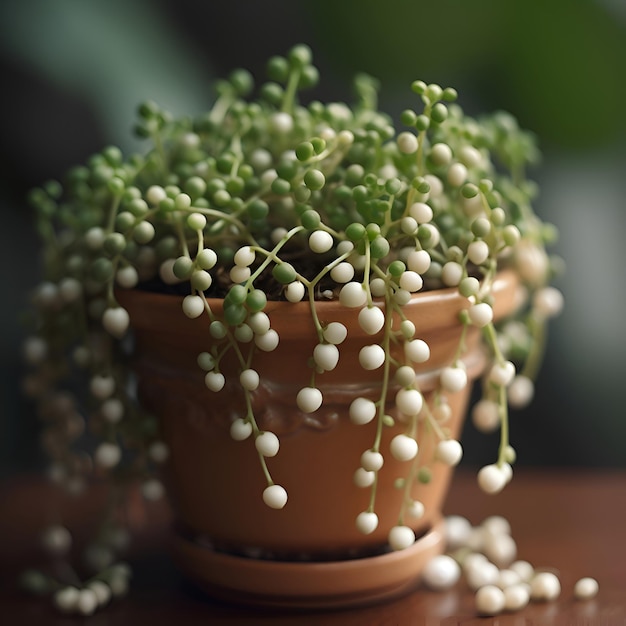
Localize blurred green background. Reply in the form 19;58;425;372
1;0;625;476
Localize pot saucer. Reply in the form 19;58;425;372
171;517;445;610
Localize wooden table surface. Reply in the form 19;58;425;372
2;468;625;625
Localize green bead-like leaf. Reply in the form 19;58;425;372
272;263;297;284
246;289;267;313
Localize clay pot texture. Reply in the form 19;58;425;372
118;269;523;606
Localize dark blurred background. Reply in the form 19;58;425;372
2;0;625;477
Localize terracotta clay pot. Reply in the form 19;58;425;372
118;269;523;608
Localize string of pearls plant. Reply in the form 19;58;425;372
22;44;563;614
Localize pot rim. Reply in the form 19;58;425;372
117;268;524;340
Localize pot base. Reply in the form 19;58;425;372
171;517;445;610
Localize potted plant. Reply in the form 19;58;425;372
22;44;562;613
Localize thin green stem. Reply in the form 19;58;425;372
187;206;251;240
367;472;380;513
209;93;235;125
247;226;305;286
282;69;301;114
422;402;447;441
173;216;190;258
363;240;373;307
195;229;204;257
483;321;506;366
452;321;469;363
257;452;274;486
398;448;421;525
367;287;395;513
307;282;325;344
106;196;122;233
151;129;168;176
497;383;510;466
305;248;356;342
521;313;547;381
